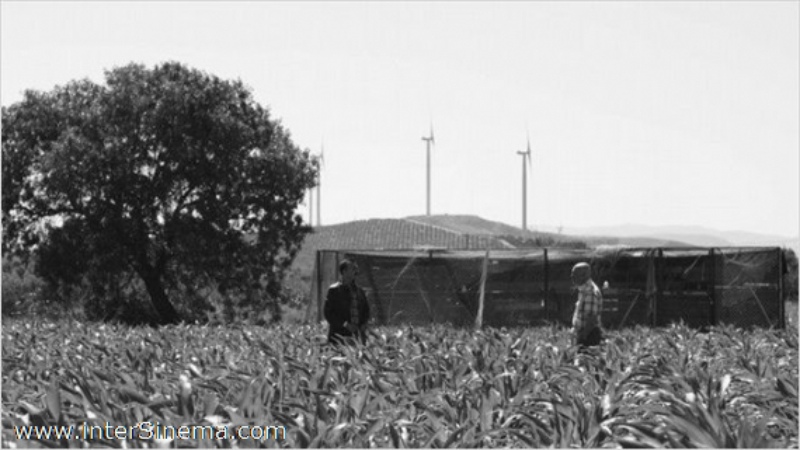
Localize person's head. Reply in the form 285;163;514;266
339;259;359;284
571;262;592;286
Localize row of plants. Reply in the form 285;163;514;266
2;319;797;448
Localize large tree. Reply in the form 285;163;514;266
2;62;317;323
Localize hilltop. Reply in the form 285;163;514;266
405;215;559;239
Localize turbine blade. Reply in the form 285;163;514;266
526;136;532;169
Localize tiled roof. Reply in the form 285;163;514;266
303;218;510;251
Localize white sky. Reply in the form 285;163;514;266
2;1;798;237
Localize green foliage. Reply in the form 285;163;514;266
2;62;318;324
1;257;47;318
2;321;796;448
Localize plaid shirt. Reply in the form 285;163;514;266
571;280;603;332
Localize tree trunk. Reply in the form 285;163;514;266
138;265;180;325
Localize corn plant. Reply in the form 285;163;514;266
2;319;797;448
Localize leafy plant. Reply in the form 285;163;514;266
1;320;796;448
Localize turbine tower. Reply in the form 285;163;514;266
421;124;435;216
316;144;324;226
516;135;532;231
308;184;314;226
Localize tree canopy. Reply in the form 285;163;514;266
2;62;318;323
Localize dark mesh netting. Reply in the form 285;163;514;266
716;248;783;328
591;248;656;330
343;250;551;326
350;253;477;326
310;247;784;329
481;251;547;327
658;249;714;328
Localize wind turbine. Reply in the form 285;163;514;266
421;124;435;216
516;134;532;231
308;181;314;226
316;144;324;226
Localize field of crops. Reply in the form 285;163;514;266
2;319;798;448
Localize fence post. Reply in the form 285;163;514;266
363;255;386;325
655;248;663;327
544;248;550;321
475;248;490;330
316;250;324;322
709;248;717;326
778;247;785;328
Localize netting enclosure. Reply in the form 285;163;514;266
307;247;786;329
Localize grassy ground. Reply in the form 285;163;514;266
2;319;797;448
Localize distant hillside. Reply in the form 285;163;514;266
577;235;692;248
404;215;693;248
562;224;798;251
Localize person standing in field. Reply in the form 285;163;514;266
324;259;370;345
571;262;604;350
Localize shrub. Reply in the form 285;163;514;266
1;257;46;318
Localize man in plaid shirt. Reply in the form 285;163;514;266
571;262;603;349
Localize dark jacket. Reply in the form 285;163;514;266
324;281;370;344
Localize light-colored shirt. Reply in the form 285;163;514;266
572;280;603;332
